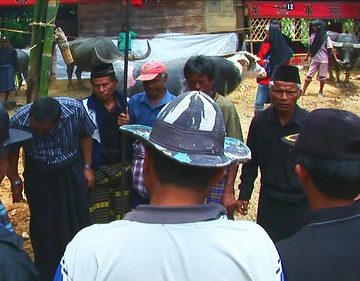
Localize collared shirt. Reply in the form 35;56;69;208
55;203;283;281
10;97;96;166
128;88;176;127
277;202;360;281
0;200;13;232
239;105;308;201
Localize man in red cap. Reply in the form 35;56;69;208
128;60;176;207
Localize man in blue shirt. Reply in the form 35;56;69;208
8;97;96;281
128;60;176;207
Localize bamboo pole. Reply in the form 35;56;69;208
27;0;49;103
39;0;59;97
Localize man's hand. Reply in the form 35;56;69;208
11;178;24;203
118;112;130;126
222;192;238;215
237;200;249;215
84;167;95;189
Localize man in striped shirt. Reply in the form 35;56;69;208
7;97;96;281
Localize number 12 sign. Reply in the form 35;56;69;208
286;2;294;11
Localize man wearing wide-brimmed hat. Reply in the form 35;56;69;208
55;91;283;281
0;103;39;280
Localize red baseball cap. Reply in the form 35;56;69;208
136;61;167;81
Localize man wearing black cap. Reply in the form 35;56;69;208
55;91;283;281
277;108;360;281
0;103;39;280
238;65;309;242
82;63;131;224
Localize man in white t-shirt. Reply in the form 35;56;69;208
302;20;338;97
54;91;283;281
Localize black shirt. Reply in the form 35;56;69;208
98;103;123;165
277;202;360;281
239;105;308;201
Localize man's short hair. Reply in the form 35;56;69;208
298;153;360;199
149;146;220;190
184;55;215;81
29;97;61;124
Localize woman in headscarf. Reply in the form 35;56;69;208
302;20;337;97
254;22;294;113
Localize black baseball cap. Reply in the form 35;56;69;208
283;108;360;160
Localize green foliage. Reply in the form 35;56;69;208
343;19;354;34
280;18;295;39
0;7;33;48
299;19;310;47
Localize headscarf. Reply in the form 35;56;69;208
309;20;328;57
269;23;294;75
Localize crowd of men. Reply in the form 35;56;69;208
0;19;360;281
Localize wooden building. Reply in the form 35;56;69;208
75;0;245;38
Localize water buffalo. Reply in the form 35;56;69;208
113;51;266;97
15;49;29;91
67;37;151;89
330;33;360;87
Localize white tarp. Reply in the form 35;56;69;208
56;32;238;79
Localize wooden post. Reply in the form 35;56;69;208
39;0;59;97
26;0;59;102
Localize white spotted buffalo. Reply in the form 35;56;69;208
116;51;266;97
330;33;360;87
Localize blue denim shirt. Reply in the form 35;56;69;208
128;88;176;127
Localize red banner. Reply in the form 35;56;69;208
130;0;142;7
0;0;120;5
246;1;360;19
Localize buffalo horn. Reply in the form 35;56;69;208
133;41;152;60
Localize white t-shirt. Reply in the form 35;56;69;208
54;205;283;281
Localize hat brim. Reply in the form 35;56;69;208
0;129;32;148
282;133;299;146
120;124;251;167
136;73;159;81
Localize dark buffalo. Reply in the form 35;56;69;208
15;49;29;91
330;33;360;87
113;51;266;97
67;37;151;89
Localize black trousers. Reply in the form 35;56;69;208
257;184;309;242
24;156;89;281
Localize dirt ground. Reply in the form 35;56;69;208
1;68;360;258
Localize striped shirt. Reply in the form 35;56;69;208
10;97;96;166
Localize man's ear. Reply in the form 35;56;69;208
207;167;226;188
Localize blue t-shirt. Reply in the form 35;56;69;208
128;89;176;127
